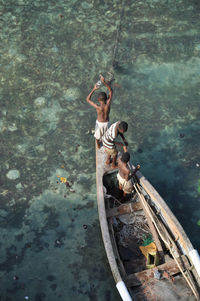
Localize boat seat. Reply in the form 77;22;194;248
125;255;190;288
106;201;143;218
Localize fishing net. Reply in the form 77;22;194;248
117;214;151;248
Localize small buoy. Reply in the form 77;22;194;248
196;163;199;167
24;297;29;300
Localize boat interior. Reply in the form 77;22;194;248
103;170;198;301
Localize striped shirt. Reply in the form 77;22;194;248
102;121;120;149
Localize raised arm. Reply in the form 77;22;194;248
100;75;113;105
86;84;100;109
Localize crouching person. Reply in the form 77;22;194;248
117;146;140;197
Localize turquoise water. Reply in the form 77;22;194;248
0;0;200;300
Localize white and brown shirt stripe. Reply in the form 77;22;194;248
102;121;120;149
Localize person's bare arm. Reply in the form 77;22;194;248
124;168;130;181
86;84;100;109
119;133;128;146
100;75;112;106
128;164;140;180
113;141;124;147
123;145;128;152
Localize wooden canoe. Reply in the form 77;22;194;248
96;144;200;301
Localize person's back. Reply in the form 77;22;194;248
117;150;133;196
118;153;130;181
117;147;140;196
95;92;110;123
86;75;112;148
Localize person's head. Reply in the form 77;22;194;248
121;152;130;163
118;121;128;133
98;92;107;103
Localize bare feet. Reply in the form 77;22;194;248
105;160;111;165
96;140;101;149
105;155;111;166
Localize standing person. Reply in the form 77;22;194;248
102;121;128;168
117;146;140;196
86;75;113;148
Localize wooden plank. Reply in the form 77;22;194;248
125;255;190;288
106;201;143;218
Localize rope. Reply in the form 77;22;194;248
111;0;125;69
106;0;125;83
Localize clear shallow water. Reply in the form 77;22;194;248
0;0;200;300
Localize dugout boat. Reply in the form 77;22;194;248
96;144;200;301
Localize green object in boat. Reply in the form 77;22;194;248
143;234;154;246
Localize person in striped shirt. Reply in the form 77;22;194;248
102;121;128;168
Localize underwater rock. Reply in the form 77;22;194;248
6;169;20;180
16;182;23;190
50;283;57;291
52;46;59;52
46;275;56;281
35;292;46;300
81;2;93;9
34;97;46;106
8;123;18;132
0;120;5;132
75;144;80;152
63;87;81;101
35;144;45;152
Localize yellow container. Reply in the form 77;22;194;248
146;251;159;269
139;242;159;269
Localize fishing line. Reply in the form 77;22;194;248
106;0;125;82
